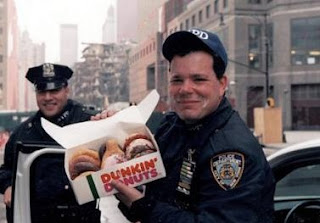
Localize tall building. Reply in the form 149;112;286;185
18;31;45;111
136;0;167;42
128;0;320;130
102;0;138;44
128;0;193;110
164;0;320;130
102;5;117;43
117;0;138;43
0;0;19;110
71;42;134;110
60;24;78;67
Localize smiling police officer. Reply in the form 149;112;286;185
0;63;101;223
111;29;275;223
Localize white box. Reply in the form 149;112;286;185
41;90;166;204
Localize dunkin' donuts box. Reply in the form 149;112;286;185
41;90;166;204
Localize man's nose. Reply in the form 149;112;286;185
179;79;194;92
44;91;53;99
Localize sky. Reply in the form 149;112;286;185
15;0;115;62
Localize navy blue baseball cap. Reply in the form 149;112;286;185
162;28;228;77
26;63;73;91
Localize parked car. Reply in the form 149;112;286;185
268;139;320;223
12;138;320;223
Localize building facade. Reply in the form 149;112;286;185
117;0;138;43
128;0;193;111
102;4;117;44
130;0;320;130
18;31;45;111
60;24;78;67
0;0;19;111
71;42;133;110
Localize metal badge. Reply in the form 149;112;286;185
210;152;245;191
42;63;55;77
176;148;196;196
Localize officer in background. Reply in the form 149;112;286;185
110;29;275;222
0;63;101;222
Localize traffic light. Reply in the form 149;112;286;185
267;97;275;107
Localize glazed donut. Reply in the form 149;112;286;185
69;148;101;180
124;133;156;160
101;139;126;169
71;148;100;161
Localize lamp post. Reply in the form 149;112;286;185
220;12;270;103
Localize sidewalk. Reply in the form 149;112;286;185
263;131;320;156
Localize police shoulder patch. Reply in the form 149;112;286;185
210;152;245;191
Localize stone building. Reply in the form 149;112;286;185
70;42;134;110
130;0;320;130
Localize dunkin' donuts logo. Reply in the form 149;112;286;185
189;29;209;39
100;157;159;192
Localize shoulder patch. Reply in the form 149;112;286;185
210;152;245;191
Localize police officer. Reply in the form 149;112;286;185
110;29;275;222
0;63;101;222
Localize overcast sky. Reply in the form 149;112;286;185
15;0;115;62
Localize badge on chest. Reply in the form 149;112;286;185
176;148;196;196
210;152;244;190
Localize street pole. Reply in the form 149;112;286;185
220;12;270;103
263;13;270;100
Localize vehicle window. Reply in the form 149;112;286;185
275;164;320;197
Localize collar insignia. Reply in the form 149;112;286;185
210;152;244;190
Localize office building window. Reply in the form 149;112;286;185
147;65;155;90
291;17;320;65
199;10;203;24
248;0;261;3
223;0;228;8
185;18;189;30
248;25;261;69
192;15;196;27
249;0;261;3
206;5;211;18
214;0;219;14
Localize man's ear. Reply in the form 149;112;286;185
219;75;228;96
65;86;70;95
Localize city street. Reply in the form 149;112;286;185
0;130;319;223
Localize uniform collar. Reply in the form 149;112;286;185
38;99;74;126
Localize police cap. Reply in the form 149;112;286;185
26;63;73;91
162;28;228;78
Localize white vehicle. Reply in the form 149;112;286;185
11;142;65;223
268;139;320;223
12;138;320;223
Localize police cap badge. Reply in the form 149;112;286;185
26;63;73;91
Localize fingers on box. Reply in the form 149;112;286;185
69;133;157;180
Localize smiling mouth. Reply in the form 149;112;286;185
43;103;56;109
178;100;199;104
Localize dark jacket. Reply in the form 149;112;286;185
121;97;275;223
0;99;100;222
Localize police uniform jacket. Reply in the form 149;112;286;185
0;99;96;206
120;97;275;223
